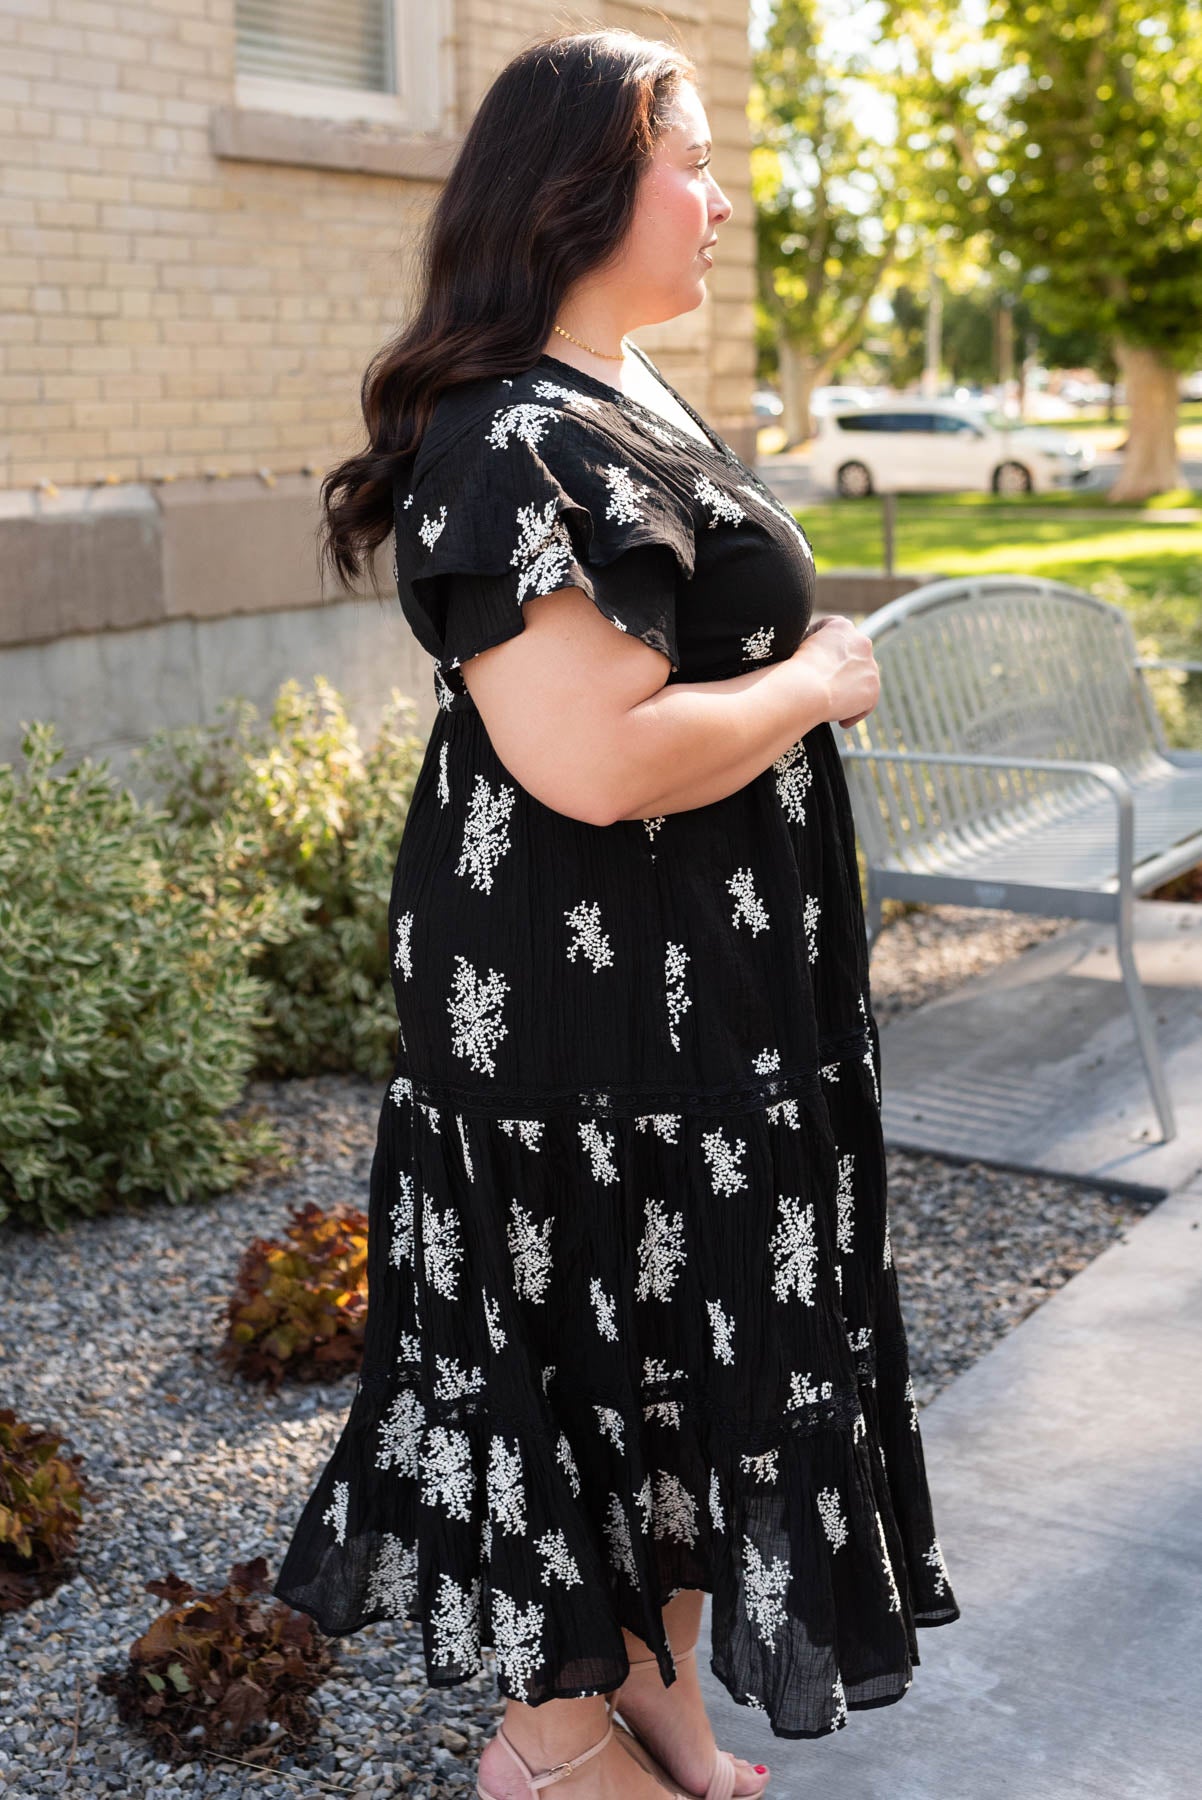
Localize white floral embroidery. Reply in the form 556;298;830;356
695;472;746;529
729;866;770;935
859;991;881;1105
653;1472;699;1546
904;1374;920;1432
601;462;653;523
594;1404;625;1452
634;1472;654;1536
483;1289;507;1352
487;401;560;450
421;1426;475;1522
641;1355;685;1427
499;1116;545;1149
389;1073;412;1107
836;1151;855;1255
535;1527;584;1587
454;1113;474;1182
556;1431;582;1497
578;1119;619;1184
774;738;813;825
701;1126;748;1196
708;1467;725;1534
770;1196;819;1305
433;663;456;711
508;1200;554;1303
423;1201;464;1299
364;1533;418;1618
431;1571;482;1669
635;1197;687;1301
819;1061;840;1082
884;1213;893;1269
742;1535;789;1648
437;739;450;806
803;893;821;963
447;955;509;1076
456;774;516;895
512;499;577;600
876;1510;903;1612
393;911;413;978
565;899;615;971
635;1112;681;1142
590;1276;619;1342
486;1434;526;1535
665;940;692;1051
528;377;605;415
376;1388;424;1478
418;504;447;551
604;1492;639;1584
433;1355;486;1400
831;1672;848;1730
753;1046;781;1074
817;1486;849;1550
643;814;665;852
389;1173;414;1268
740;1447;779;1484
924;1535;951;1597
397;1330;420;1364
853;1408;867;1443
322;1479;348;1546
707;1297;735;1364
742;624;775;663
542;1364;555;1392
787;1370;834;1409
419;1101;441;1133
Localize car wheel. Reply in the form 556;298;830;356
837;461;873;498
993;461;1032;495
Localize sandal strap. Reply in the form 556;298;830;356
704;1748;738;1800
495;1706;616;1791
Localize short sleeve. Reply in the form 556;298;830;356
393;400;697;692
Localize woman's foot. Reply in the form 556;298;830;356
476;1696;678;1800
611;1646;770;1797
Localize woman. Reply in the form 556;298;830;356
273;27;960;1800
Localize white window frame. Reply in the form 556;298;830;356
234;0;448;135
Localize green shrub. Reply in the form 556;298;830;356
218;1199;369;1389
133;677;425;1081
0;1406;91;1612
97;1557;336;1767
0;723;289;1231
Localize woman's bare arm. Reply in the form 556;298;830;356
457;585;874;827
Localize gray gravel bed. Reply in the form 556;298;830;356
0;905;1160;1798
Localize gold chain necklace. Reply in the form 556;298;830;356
551;321;630;361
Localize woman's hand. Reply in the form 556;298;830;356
794;615;881;728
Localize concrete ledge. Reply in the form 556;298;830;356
209;104;461;181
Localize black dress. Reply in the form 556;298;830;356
271;341;960;1739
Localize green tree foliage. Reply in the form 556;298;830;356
886;0;1202;495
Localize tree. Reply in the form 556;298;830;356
751;0;928;441
887;0;1202;498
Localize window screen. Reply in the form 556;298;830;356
236;0;396;93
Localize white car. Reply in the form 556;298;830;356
809;400;1096;496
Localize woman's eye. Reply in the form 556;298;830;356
696;158;711;171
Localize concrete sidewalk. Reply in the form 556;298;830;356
698;1170;1202;1798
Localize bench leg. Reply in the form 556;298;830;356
1115;906;1177;1142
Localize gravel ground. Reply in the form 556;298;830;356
0;904;1163;1800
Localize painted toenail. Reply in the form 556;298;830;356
754;1766;768;1774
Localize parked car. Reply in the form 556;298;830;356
808;399;1096;496
752;388;783;417
809;385;877;418
1181;370;1202;402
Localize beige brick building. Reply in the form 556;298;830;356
0;0;757;775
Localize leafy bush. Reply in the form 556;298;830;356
97;1557;336;1767
218;1200;369;1389
133;677;425;1082
0;1406;91;1612
0;724;290;1232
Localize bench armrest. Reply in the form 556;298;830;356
836;746;1137;890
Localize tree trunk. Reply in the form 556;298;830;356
778;337;828;447
1108;343;1183;501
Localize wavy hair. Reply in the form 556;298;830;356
319;27;697;595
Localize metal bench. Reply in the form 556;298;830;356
835;574;1202;1141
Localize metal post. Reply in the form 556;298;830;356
881;492;896;576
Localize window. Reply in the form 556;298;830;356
933;413;983;436
835;412;936;433
233;0;445;130
236;0;394;93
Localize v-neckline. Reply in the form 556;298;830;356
534;345;740;469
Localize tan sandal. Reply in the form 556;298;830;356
478;1692;658;1798
613;1645;768;1800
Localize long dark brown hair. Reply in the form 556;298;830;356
320;26;697;597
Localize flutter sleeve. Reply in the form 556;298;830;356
393;397;697;695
